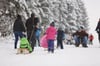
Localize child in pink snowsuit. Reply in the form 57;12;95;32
46;22;57;53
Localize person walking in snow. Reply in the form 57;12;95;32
46;22;57;53
13;14;26;49
35;26;41;47
95;18;100;43
57;27;64;49
25;13;39;51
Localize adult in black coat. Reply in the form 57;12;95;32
13;14;26;49
25;13;39;51
57;27;64;49
95;18;100;43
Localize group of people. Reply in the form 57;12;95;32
13;13;41;54
72;27;89;47
63;26;94;48
13;13;100;54
13;13;58;54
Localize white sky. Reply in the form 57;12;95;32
83;0;100;32
83;0;100;44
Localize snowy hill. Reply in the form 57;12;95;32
0;0;100;66
0;37;100;66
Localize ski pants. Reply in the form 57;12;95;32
57;39;63;49
48;40;54;53
27;31;36;51
14;31;23;49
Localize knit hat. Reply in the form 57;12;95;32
31;13;35;17
80;26;84;29
17;14;21;20
50;22;55;27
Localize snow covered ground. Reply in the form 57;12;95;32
1;0;100;66
0;36;100;66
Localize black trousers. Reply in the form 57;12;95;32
57;39;63;49
98;33;100;43
27;31;36;51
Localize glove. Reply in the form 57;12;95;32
22;32;27;35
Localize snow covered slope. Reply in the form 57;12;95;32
0;37;100;66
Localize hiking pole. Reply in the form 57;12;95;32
29;28;35;41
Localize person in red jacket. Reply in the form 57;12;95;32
89;34;94;45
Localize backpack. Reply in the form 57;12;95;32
35;29;41;37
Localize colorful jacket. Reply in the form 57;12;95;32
20;37;32;52
46;26;57;40
89;34;94;40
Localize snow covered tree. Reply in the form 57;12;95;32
0;0;88;36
